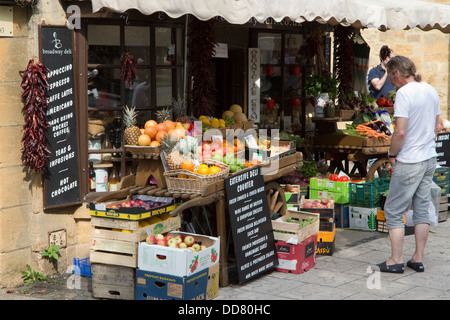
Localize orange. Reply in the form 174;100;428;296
208;166;221;174
181;159;195;171
150;140;160;147
155;130;169;143
156;123;168;132
164;120;176;131
138;134;151;146
172;127;186;140
197;166;210;175
145;120;157;129
144;126;157;139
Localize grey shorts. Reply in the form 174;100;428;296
384;157;436;229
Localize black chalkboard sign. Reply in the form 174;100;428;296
224;166;278;284
436;132;450;167
40;25;81;210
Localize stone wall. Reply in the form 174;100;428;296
361;0;450;118
0;2;90;288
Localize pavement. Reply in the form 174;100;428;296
1;218;449;301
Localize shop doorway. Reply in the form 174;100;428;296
212;48;245;117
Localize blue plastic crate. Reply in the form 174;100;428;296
73;257;92;278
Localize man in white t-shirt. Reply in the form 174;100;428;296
371;56;442;274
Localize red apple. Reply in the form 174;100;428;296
156;239;167;246
202;141;211;151
165;234;174;242
146;235;157;244
184;235;195;246
210;142;220;151
203;150;212;159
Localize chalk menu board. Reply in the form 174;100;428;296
436;132;450;166
225;166;278;284
40;26;81;210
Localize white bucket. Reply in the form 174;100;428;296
94;168;108;192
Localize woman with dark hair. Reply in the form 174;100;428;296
367;45;395;99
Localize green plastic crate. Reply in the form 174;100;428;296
349;178;390;208
309;189;349;204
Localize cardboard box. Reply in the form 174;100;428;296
90;194;179;221
138;231;220;277
135;263;219;300
316;226;336;256
271;210;319;243
349;206;379;231
334;204;349;228
275;234;317;274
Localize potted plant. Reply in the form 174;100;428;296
305;73;338;117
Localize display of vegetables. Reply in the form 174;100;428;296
286;217;317;229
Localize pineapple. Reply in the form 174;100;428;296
161;135;183;170
172;95;187;122
123;105;141;146
156;107;172;123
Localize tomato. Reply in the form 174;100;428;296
338;176;349;182
329;174;339;181
377;97;386;106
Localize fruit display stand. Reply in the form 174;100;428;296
307;133;392;181
90;150;303;289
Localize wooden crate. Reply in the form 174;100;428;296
90;215;181;268
91;263;135;300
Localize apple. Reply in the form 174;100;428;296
156;239;167;246
167;238;178;248
174;235;183;244
202;141;211;151
146;235;157;244
165;234;174;242
178;242;188;249
187;247;196;252
200;245;207;251
210;142;220;152
191;243;201;252
184;235;195;246
155;234;165;241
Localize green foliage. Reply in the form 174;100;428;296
21;264;48;286
41;244;61;261
305;73;339;101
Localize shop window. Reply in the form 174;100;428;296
84;21;185;196
255;31;304;131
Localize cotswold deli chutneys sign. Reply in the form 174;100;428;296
225;166;278;284
40;26;81;210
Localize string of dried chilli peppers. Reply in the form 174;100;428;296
20;59;51;175
120;52;137;89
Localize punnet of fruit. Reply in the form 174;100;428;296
107;195;174;211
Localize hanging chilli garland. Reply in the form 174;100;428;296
187;17;217;117
20;59;52;175
120;52;137;89
334;25;355;108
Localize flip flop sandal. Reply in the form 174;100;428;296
407;260;425;272
371;261;405;273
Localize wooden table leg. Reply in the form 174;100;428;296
216;196;228;287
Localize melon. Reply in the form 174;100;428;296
222;110;234;119
230;104;242;114
233;112;247;123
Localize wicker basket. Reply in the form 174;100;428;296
164;160;230;194
125;145;161;159
335;109;356;120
